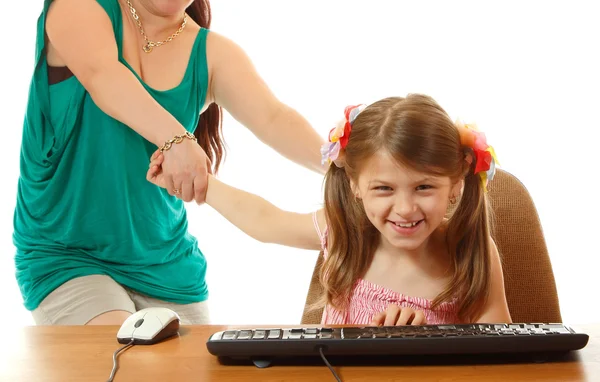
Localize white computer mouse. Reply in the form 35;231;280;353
117;307;181;345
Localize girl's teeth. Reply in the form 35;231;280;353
396;221;419;228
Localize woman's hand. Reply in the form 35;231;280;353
369;305;428;326
148;142;211;204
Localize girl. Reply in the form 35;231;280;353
148;94;512;325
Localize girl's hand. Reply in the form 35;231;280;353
147;150;165;187
369;305;428;326
148;149;210;204
160;139;212;203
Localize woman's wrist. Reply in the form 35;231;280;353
158;131;197;153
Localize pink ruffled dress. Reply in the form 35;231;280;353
312;213;460;325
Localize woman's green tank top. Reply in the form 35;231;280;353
13;0;210;310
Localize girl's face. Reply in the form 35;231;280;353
353;151;462;253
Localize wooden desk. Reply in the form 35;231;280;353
1;324;598;381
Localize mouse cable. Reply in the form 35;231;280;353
318;346;342;382
107;339;135;382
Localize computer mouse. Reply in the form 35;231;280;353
117;307;181;345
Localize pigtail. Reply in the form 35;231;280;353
438;153;492;321
321;164;376;311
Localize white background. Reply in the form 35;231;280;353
0;0;598;329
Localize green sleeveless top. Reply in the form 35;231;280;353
13;0;210;311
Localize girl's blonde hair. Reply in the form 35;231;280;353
320;94;493;322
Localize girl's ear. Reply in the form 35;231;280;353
450;178;464;202
350;179;361;199
452;151;473;200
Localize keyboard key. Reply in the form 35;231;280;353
341;328;367;339
303;334;318;339
237;330;252;340
267;330;281;339
552;327;572;334
319;328;334;339
304;328;318;335
222;331;237;340
252;330;266;339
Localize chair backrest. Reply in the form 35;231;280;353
301;169;562;324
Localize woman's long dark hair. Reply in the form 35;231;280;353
186;0;225;173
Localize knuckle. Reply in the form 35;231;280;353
195;181;206;191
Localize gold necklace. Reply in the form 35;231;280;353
125;0;187;53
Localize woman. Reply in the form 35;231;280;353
13;0;324;325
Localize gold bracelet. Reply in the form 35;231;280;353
159;131;197;153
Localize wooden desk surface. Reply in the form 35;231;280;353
1;324;597;381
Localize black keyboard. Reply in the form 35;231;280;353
206;323;588;364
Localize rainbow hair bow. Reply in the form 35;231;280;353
320;104;366;166
456;120;499;192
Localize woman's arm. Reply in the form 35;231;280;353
205;31;326;175
46;0;210;202
47;0;187;146
475;237;513;323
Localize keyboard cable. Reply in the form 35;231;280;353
107;340;135;382
318;346;342;382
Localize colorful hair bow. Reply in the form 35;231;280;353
456;120;499;192
320;104;366;166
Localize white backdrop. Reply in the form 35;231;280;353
0;0;598;329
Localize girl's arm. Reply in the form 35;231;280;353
205;176;324;250
146;152;325;250
475;237;513;323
